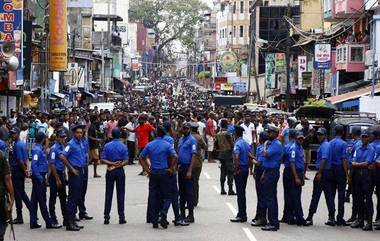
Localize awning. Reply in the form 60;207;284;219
84;91;96;98
292;38;314;47
326;84;380;104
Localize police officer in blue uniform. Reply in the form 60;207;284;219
330;124;349;226
280;129;296;225
30;132;61;229
78;134;93;221
101;128;129;225
177;123;197;223
285;132;306;226
0;139;5;153
347;126;362;224
370;128;380;227
305;128;335;226
162;122;189;226
261;125;283;231
350;129;375;231
9;127;31;224
60;124;87;231
48;130;68;226
251;131;269;227
230;125;253;223
140;125;177;229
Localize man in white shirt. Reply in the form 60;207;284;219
197;115;206;137
240;113;256;146
125;115;136;165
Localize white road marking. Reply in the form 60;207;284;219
212;185;220;193
226;202;237;216
243;228;258;241
203;172;211;179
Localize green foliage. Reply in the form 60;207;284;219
303;98;328;107
197;71;211;79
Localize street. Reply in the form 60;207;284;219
9;163;380;241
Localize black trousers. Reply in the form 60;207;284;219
353;168;373;222
127;141;136;163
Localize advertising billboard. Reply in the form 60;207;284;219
50;0;68;71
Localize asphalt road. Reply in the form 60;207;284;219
7;163;380;241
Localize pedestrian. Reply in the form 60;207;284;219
251;131;269;227
261;125;283;231
215;119;235;195
125;115;136;165
140;125;177;229
0;147;14;241
240;113;256;148
30;131;61;229
87;115;102;178
9;127;31;224
177;123;197;223
230;125;253;223
101;128;128;225
305;128;335;226
190;122;207;207
330;124;349;226
60;124;87;231
48;130;68;226
205;112;216;163
350;129;375;231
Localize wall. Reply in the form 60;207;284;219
301;0;323;31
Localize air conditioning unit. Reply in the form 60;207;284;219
365;50;373;66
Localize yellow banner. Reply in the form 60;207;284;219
49;0;67;71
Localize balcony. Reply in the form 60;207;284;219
335;43;369;72
334;0;364;18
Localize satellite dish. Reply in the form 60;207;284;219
1;42;16;58
6;56;19;71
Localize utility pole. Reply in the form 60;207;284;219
101;29;105;90
285;4;292;110
248;4;261;103
107;0;111;49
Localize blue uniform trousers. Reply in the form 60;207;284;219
11;168;31;218
331;165;347;222
67;167;84;219
287;168;305;224
262;168;280;228
234;166;249;218
78;165;88;217
353;168;373;221
30;173;52;226
308;170;335;216
169;174;181;221
178;164;194;217
149;169;171;223
282;167;292;222
375;168;380;220
254;167;266;219
49;171;67;223
104;168;126;220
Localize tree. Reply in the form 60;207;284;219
129;0;208;62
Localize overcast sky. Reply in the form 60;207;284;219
202;0;213;7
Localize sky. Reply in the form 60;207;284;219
202;0;213;8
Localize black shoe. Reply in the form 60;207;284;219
74;216;80;222
230;217;247;223
346;217;356;224
173;219;190;226
251;219;267;227
261;224;279;231
30;223;42;229
228;190;236;196
66;222;80;231
279;217;287;223
74;222;84;229
362;222;373;231
104;219;110;225
221;189;227;195
351;220;364;229
160;218;168;229
47;223;62;229
119;219;127;224
185;216;195;223
325;218;336;226
304;219;313;226
94;175;101;178
12;218;24;224
80;214;93;220
152;223;159;229
336;220;349;226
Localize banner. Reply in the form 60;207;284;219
0;0;23;71
297;56;307;89
314;43;331;69
265;54;276;89
23;20;32;80
50;0;68;71
275;53;286;72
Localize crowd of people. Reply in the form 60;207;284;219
0;78;379;240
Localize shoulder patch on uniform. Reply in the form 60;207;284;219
33;154;38;161
64;146;70;152
291;151;296;158
51;152;56;160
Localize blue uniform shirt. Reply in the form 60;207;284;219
262;139;283;169
329;136;348;166
233;137;251;166
370;140;380;159
288;142;304;170
0;139;6;153
49;142;66;172
316;139;331;170
163;134;174;147
256;144;264;165
140;137;176;169
61;138;87;168
283;140;295;167
82;137;89;160
376;145;380;161
31;143;48;181
227;124;235;135
281;128;290;145
10;139;27;167
101;139;129;162
353;144;375;164
178;134;197;165
350;138;362;163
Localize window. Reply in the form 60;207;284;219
249;1;253;7
343;46;347;62
240;1;244;13
240;25;244;37
350;46;364;62
233;26;236;37
233;2;236;14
